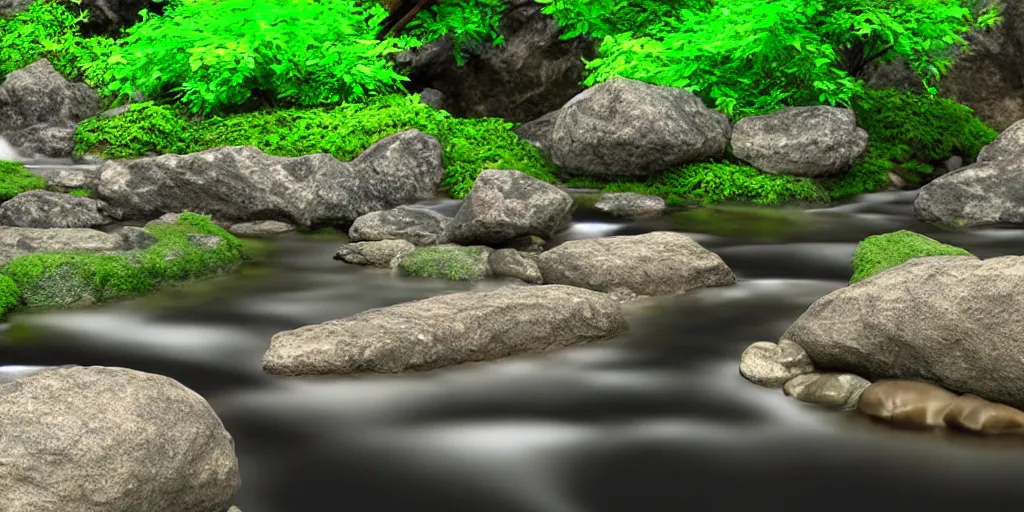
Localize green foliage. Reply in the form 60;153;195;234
536;0;693;39
821;88;997;200
0;275;23;319
74;94;557;198
850;230;973;283
403;0;507;65
566;161;829;206
0;0;121;92
107;0;417;114
543;0;998;118
68;188;94;197
1;212;244;309
0;161;47;201
399;246;488;281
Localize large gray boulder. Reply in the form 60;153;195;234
0;191;110;228
977;118;1024;162
781;255;1024;410
447;169;574;245
0;366;240;512
97;129;443;227
348;206;451;245
262;284;628;375
395;0;597;122
549;78;731;178
0;59;99;158
731;106;869;177
914;156;1024;226
537;232;736;299
27;165;102;190
0;226;126;265
513;109;558;159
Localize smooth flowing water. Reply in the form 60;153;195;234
3;190;1024;511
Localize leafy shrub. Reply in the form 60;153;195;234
399;246;488;281
0;161;47;200
74;94;557;198
402;0;507;64
0;275;23;319
850;230;972;283
0;0;121;92
1;212;245;308
544;0;999;117
566;161;829;206
68;188;94;197
821;88;997;200
106;0;417;114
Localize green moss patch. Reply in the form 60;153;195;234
399;246;489;281
0;161;46;201
0;212;245;310
74;94;557;199
851;230;973;283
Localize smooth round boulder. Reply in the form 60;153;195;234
594;192;667;218
739;339;815;388
537;232;735;298
731;106;868;177
0;366;240;512
942;393;1024;435
859;380;958;428
550;77;731;178
348;206;451;246
334;240;416;268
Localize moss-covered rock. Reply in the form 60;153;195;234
0;274;22;319
399;246;490;281
850;230;973;283
0;212;245;309
0;160;46;201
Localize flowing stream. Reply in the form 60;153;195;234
2;181;1024;511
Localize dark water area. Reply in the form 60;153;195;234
3;189;1024;512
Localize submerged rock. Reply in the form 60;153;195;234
262;284;628;376
782;255;1024;410
334;240;416;268
447;169;574;246
859;379;1024;434
228;220;296;237
783;372;870;410
0;366;240;512
739;339;815;388
349;206;451;246
537;232;735;298
0;190;110;228
97;129;443;227
550;77;731;179
594;192;667;218
0;59;99;158
488;248;542;283
731;106;868;177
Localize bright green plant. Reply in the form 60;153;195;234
68;188;93;197
0;161;47;201
106;0;418;114
544;0;998;117
75;94;557;198
0;275;23;319
399;246;488;281
566;161;829;206
850;230;972;283
1;212;245;308
403;0;507;64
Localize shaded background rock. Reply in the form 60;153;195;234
549;78;731;179
394;0;597;122
730;106;868;177
262;284;628;376
0;366;240;512
537;232;736;297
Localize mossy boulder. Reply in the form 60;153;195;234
0;212;245;309
850;230;973;283
399;246;491;281
0;161;46;201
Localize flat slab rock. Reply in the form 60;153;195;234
262;284;628;376
537;231;736;298
0;226;126;266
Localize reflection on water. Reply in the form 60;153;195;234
3;193;1024;511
